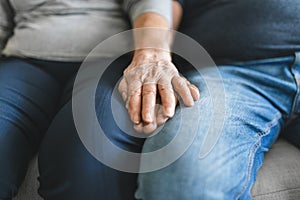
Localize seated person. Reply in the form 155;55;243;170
0;0;198;199
136;0;300;199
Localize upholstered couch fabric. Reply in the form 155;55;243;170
13;138;300;200
252;139;300;200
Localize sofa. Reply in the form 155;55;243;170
13;138;300;200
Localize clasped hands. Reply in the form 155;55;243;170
118;49;200;134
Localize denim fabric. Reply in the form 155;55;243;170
37;56;146;200
0;55;147;200
1;53;300;200
0;57;78;199
178;0;300;64
135;53;300;200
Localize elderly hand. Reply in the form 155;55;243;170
118;49;200;134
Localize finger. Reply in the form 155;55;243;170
172;76;194;107
189;84;200;101
142;81;157;123
158;79;176;118
142;122;158;135
142;109;158;134
127;80;143;124
118;78;128;101
133;122;144;133
134;121;157;134
135;105;159;134
156;104;169;125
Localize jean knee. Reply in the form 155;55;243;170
136;143;256;200
136;115;262;199
38;100;143;200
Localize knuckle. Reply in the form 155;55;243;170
129;89;142;96
158;84;173;93
176;79;188;88
128;81;142;91
118;83;125;92
142;87;156;95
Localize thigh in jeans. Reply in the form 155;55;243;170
0;58;61;199
135;66;286;200
38;56;145;200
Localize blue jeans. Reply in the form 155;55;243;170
0;57;79;199
1;53;299;199
0;56;145;200
135;53;300;200
37;56;145;200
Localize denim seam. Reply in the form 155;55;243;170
235;112;281;200
257;113;282;137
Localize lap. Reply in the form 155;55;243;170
38;55;145;200
136;62;294;199
0;57;61;198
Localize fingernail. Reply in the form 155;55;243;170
133;119;140;124
132;115;140;124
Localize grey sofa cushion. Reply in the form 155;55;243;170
13;157;41;200
252;139;300;200
14;138;300;200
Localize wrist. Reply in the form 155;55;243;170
133;28;172;53
133;49;172;63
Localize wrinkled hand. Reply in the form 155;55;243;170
118;49;199;134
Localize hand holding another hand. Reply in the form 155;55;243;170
118;49;200;134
